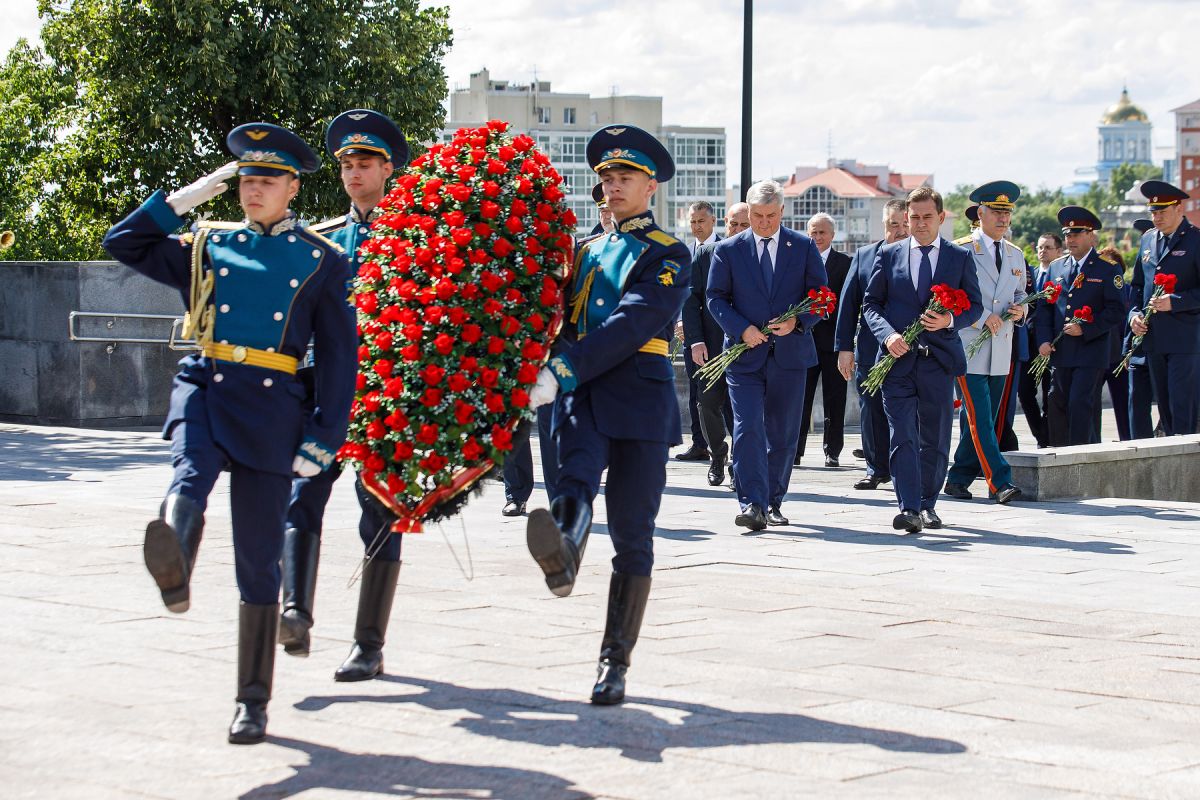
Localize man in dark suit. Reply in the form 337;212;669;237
683;202;747;486
1127;219;1158;439
835;199;907;490
675;201;721;462
1130;181;1200;436
1036;207;1126;446
707;180;827;530
1017;233;1062;447
795;213;852;467
863;187;983;533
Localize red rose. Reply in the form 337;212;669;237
447;306;468;325
434;333;456;355
385;410;409;430
415;423;439;445
366;420;386;440
491;425;513;451
461;283;482;300
386;472;407;494
447;372;471;392
483;298;503;316
486;158;507;175
445;258;466;276
521;340;545;360
436;279;458;299
562;209;578;226
493;238;515;258
500;315;520;335
383;377;405;398
454;165;476;181
400;344;421;362
525;238;543;256
512;388;530;408
357;343;371;362
446;183;471;203
357;293;378;315
451;228;474;247
420;364;446;385
362;391;382;412
393;441;414;460
374;359;393;378
355;373;367;391
517;362;539;383
487;336;506;355
517;177;534;195
424;305;445;325
480;201;500;219
526;313;545;333
510;198;529;216
505;216;524;235
403;323;423;342
484;393;505;413
498;144;517;161
512;134;534;152
461;323;482;343
422;195;441;211
505;288;524;303
454;401;476;425
479;367;500;388
374;331;394;351
423;177;444;194
420;388;443;407
482;181;501;198
462;437;484;461
364;454;385;473
480;271;504;292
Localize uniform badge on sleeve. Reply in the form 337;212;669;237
1114;274;1124;289
345;278;356;307
657;259;680;287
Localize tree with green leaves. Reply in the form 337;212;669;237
0;0;452;261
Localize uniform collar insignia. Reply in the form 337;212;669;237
245;212;298;237
618;213;653;233
349;204;381;224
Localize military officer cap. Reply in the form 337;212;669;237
586;124;675;182
591;183;608;209
969;180;1020;211
326;109;409;166
1058;205;1102;233
964;204;979;225
1132;218;1154;234
227;123;320;177
1139;179;1189;209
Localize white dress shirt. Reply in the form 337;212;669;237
907;235;941;290
692;230;718;256
754;230;781;272
818;246;831;265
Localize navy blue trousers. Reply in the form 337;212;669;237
1150;352;1200;436
1128;360;1156;439
879;356;954;512
168;417;289;605
726;353;807;511
854;365;891;480
503;404;558;504
554;393;667;577
1048;366;1102;445
682;343;708;449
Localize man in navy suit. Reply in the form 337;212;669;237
835;199;907;490
683;202;747;486
675;201;721;462
1130;181;1200;436
707;180;827;530
863;187;983;533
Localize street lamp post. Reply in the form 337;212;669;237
740;0;752;200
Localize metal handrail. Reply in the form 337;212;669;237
67;311;198;350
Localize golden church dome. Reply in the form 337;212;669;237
1101;88;1149;124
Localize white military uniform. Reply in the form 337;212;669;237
957;229;1027;375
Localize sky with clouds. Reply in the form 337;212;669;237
6;0;1199;191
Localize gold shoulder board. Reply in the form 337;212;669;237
647;230;679;247
302;228;345;254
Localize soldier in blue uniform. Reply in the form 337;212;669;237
102;123;357;744
278;110;410;684
1035;206;1125;446
1127;218;1159;438
1129;181;1200;435
525;124;691;705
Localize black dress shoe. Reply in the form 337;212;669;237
793;452;804;466
734;504;767;531
501;500;526;517
765;507;789;526
919;509;943;529
674;444;710;462
706;457;726;487
992;484;1023;504
854;474;891;490
943;482;972;500
892;510;923;533
852;448;865;459
824;456;839;468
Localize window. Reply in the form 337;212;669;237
563;107;576;125
670;135;725;165
535;106;551;124
783;186;847;230
558;135;589;162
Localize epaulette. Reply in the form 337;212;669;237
953;234;973;245
1099;253;1118;265
195;220;244;231
1003;239;1024;251
299;227;345;254
646;230;679;247
308;216;347;235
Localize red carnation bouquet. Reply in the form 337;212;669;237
694;285;837;390
1113;272;1178;376
338;120;575;532
965;281;1062;358
863;284;971;395
1028;305;1093;385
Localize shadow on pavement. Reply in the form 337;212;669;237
747;522;1135;555
295;675;967;764
241;735;592;799
0;428;165;481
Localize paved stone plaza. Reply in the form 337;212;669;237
1;421;1198;799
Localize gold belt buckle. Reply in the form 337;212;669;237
231;345;248;363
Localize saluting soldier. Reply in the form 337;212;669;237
945;182;1026;504
1129;181;1200;435
525;125;691;705
278;110;410;686
102;124;357;744
1035;206;1125;446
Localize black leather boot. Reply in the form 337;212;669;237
143;494;204;613
278;528;320;657
334;558;401;682
228;602;278;744
526;496;591;597
591;573;652;705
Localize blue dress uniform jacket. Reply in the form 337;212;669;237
102;190;358;476
1131;218;1200;354
863;238;984;377
1036;250;1125;369
310;206;378;270
549;211;692;445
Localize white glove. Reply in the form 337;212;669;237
528;367;559;409
167;161;239;215
292;455;322;478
